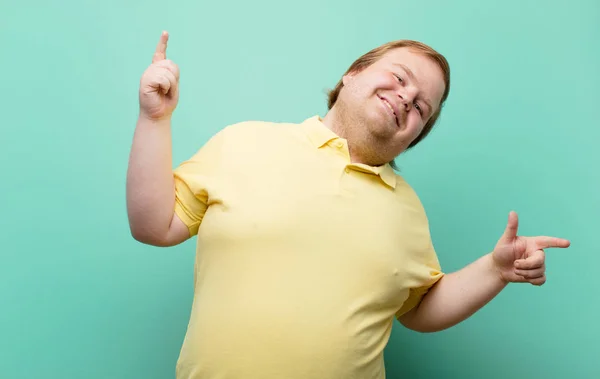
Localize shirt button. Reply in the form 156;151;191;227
335;141;344;148
345;167;350;173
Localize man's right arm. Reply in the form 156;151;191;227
126;31;190;247
126;115;190;247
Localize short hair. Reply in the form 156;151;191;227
326;40;451;168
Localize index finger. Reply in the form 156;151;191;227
152;31;169;63
536;236;571;249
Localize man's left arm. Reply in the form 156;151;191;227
399;211;570;333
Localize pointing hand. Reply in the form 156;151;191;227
139;31;180;120
492;211;570;286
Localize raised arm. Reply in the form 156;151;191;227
126;31;189;247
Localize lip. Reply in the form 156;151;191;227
378;95;400;126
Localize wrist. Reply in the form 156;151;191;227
137;112;172;127
489;252;510;286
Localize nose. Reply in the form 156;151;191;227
396;85;418;112
397;93;411;112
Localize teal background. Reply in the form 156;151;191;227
2;0;598;378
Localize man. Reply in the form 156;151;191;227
126;31;570;379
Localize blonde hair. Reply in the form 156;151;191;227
327;40;451;163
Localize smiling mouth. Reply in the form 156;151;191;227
378;96;399;127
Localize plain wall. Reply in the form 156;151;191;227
2;0;598;377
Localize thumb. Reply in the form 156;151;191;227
501;211;519;241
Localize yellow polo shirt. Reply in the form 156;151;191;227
172;115;444;379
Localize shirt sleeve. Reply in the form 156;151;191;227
395;191;445;318
173;128;228;237
395;245;444;318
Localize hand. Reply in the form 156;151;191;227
139;31;180;120
491;211;570;286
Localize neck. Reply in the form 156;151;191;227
322;106;348;140
322;106;373;165
322;106;395;168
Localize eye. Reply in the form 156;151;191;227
394;74;403;83
414;102;423;115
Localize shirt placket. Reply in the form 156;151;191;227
329;139;380;197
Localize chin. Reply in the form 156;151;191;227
371;116;398;138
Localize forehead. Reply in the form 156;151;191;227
375;47;446;107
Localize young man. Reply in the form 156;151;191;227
126;31;570;379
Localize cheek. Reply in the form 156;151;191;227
378;73;398;89
344;80;367;101
357;73;396;94
343;73;396;103
345;82;377;108
406;113;425;133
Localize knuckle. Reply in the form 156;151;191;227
160;60;179;74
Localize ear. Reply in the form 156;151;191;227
342;74;352;86
342;69;358;86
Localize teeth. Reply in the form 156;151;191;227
383;99;395;115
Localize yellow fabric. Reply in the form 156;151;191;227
172;115;444;379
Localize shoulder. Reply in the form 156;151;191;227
219;119;300;138
392;175;431;222
210;118;307;151
178;119;305;170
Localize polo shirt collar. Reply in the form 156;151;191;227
301;115;397;189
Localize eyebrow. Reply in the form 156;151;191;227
394;63;433;116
